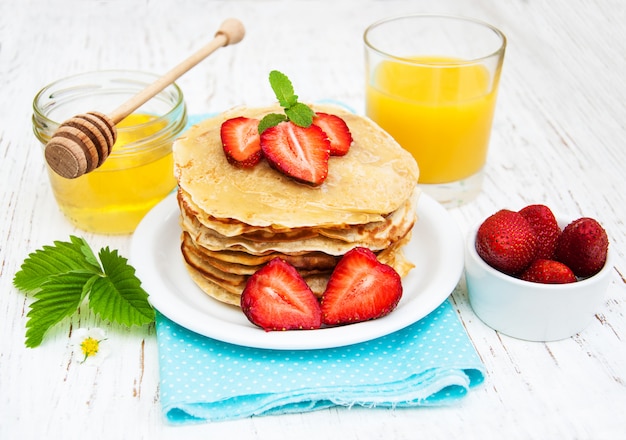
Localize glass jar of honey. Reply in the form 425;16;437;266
32;70;187;234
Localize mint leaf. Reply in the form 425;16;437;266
285;102;315;128
88;247;155;327
266;70;315;129
13;236;100;292
269;70;298;108
25;271;94;348
258;113;288;134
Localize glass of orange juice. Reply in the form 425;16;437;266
33;70;187;234
364;14;506;207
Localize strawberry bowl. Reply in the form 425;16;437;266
464;216;613;342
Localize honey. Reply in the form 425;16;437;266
46;114;178;233
33;70;187;234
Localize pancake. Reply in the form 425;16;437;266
173;103;420;306
177;187;417;255
181;231;415;306
174;103;419;228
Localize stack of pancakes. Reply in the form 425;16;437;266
173;103;420;306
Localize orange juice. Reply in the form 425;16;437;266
366;56;499;183
46;113;178;234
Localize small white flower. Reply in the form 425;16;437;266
71;327;110;366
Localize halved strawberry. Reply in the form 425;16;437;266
260;121;330;186
220;117;262;168
313;112;353;156
320;247;402;326
241;258;322;331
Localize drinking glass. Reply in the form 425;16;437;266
364;14;506;207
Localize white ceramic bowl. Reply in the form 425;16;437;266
465;217;613;341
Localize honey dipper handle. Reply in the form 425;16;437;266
109;18;245;124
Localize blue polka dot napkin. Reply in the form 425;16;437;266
155;299;485;424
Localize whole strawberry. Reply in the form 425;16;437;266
519;204;561;259
519;259;577;284
475;209;538;275
555;217;609;277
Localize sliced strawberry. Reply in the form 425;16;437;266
241;258;322;331
313;112;353;156
519;204;561;260
321;247;402;326
519;259;577;284
260;121;330;186
220;117;262;168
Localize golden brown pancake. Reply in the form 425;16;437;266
177;187;417;255
180;230;415;306
173;103;419;306
174;103;419;228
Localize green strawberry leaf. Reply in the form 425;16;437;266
88;247;155;327
25;271;95;348
77;236;100;268
14;237;155;348
13;236;101;292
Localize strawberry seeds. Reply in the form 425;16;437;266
241;247;403;332
220;113;353;186
475;204;609;284
216;70;406;332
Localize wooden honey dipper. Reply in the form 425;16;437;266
44;18;245;179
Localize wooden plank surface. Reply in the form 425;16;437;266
1;0;625;438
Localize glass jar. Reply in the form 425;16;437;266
33;70;187;234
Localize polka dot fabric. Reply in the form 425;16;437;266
156;299;485;424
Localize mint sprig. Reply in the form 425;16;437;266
13;236;155;348
258;112;288;134
258;70;315;133
270;70;299;108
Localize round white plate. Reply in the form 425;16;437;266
131;192;464;350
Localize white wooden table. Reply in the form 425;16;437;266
2;1;625;438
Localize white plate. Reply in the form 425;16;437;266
131;193;464;350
